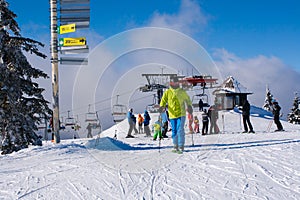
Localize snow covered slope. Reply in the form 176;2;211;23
0;109;299;199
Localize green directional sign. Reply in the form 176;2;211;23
58;23;76;34
59;37;86;47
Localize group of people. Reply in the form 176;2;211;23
241;99;284;133
126;108;151;138
126;107;170;140
126;76;284;154
187;108;215;135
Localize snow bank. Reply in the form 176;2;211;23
0;110;299;199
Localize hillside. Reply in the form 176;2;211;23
0;108;299;199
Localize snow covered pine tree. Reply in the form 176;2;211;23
287;93;300;124
263;85;275;112
0;0;52;154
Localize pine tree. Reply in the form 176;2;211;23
263;85;274;112
287;93;300;124
0;0;52;154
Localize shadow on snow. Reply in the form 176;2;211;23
186;138;300;152
85;137;300;152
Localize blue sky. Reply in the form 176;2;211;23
7;0;300;119
9;0;300;71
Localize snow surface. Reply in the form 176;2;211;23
1;108;300;200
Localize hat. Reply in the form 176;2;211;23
170;76;179;83
170;76;180;88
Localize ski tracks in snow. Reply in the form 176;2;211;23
247;146;300;199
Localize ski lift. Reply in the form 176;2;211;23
85;105;100;129
36;114;48;132
65;111;76;127
192;94;210;108
146;94;160;113
146;104;160;113
112;95;127;123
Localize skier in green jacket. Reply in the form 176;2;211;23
159;76;193;153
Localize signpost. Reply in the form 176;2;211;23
50;0;60;143
58;23;76;34
59;37;86;46
59;45;89;54
50;0;90;143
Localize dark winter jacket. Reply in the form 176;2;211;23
143;111;151;126
273;103;281;116
242;100;251;116
202;112;209;122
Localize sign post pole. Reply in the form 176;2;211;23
50;0;60;143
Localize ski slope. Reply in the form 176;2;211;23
0;109;300;199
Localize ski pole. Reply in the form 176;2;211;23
159;137;161;153
240;113;243;131
191;130;194;146
222;114;225;134
267;120;273;132
159;113;163;153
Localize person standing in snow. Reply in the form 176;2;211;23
160;108;169;138
152;116;163;140
86;123;93;138
202;109;209;135
159;76;193;153
137;113;144;134
242;99;255;133
187;111;194;134
132;112;139;134
208;104;219;134
143;110;151;137
126;108;137;138
272;101;284;131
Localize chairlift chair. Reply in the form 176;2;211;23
192;94;210;108
112;95;127;123
65;111;76;127
146;104;160;113
36;115;47;130
85;112;100;129
112;104;127;123
35;113;48;130
37;123;47;131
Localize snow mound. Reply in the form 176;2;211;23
85;137;138;151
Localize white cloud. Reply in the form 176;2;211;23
213;48;300;118
25;29;105;117
21;0;299;127
147;0;209;35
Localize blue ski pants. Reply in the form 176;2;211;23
170;116;186;147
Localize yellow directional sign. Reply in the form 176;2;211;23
59;37;86;47
58;23;76;34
